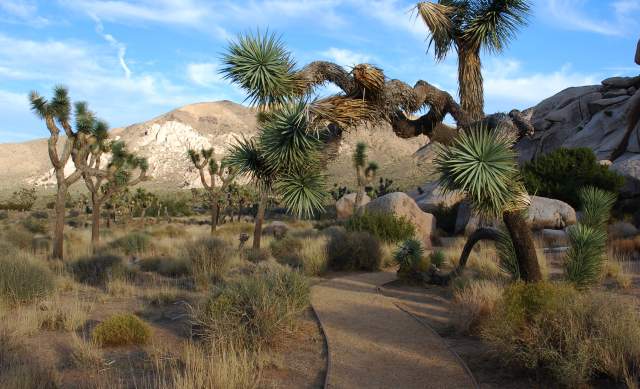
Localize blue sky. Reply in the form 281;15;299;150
0;0;639;143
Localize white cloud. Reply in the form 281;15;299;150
542;0;640;36
92;16;131;79
187;63;225;87
0;0;49;27
484;59;598;107
320;48;372;68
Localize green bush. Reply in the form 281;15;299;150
138;256;190;277
327;229;382;271
108;232;153;255
429;250;446;268
92;314;151;347
68;254;128;285
394;239;428;281
521;147;623;208
0;256;55;304
482;282;640;387
184;237;233;287
30;211;48;220
21;217;47;234
345;211;415;243
194;263;309;350
0;211;7;220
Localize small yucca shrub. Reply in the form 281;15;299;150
345;211;415;243
578;186;616;230
394;239;427;280
0;256;55;305
564;224;606;288
92;314;151;347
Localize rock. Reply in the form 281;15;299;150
611;156;640;198
602;76;640;89
587;95;629;114
263;221;289;238
454;201;500;235
409;181;464;213
541;229;569;247
603;89;630;98
336;193;370;220
528;196;577;230
608;221;638;239
365;192;436;248
598;159;613;167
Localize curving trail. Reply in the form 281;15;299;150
311;272;477;389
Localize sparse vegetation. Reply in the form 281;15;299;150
184;237;233;288
68;254;127;286
345;211;415;243
394;238;428;281
0;255;55;305
92;313;151;347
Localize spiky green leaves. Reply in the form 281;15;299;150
416;1;454;60
29;86;71;124
226;137;272;189
276;169;326;218
260;100;321;173
464;0;531;53
564;224;606;288
435;126;526;217
578;186;616;230
394;238;425;272
221;32;299;108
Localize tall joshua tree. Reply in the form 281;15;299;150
435;125;541;282
81;140;149;249
353;142;378;211
187;148;236;234
30;86;106;259
416;0;531;120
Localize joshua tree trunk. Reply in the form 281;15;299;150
91;201;102;251
458;46;484;121
210;198;219;234
354;185;365;215
503;210;542;282
453;227;501;275
52;174;67;260
253;192;267;250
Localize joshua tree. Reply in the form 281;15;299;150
187;148;236;234
30;86;109;259
353;142;378;211
82;140;149;249
415;1;531;119
435;125;542;282
133;188;157;225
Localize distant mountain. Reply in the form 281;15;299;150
0;100;430;195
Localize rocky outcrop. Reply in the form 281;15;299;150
516;77;640;167
365;192;436;248
611;156;640;198
455;196;576;235
336;193;370;220
408;181;464;213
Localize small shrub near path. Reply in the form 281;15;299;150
92;314;151;347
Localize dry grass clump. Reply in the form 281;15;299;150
451;280;503;334
69;333;104;369
0;254;55;305
610;236;640;257
184;237;233;289
92;313;151;347
138;256;190;277
68;254;129;286
0;327;59;388
2;227;34;251
481;282;640;387
142;285;188;306
37;296;92;332
326;228;382;271
269;236;329;276
107;231;154;255
193;263;309;351
149;224;188;239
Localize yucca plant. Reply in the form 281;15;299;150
416;0;531;120
394;238;425;279
435;125;541;282
564;224;606;288
352;142;378;213
578;186;616;231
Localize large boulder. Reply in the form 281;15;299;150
454;196;576;235
263;221;289;238
409;181;464;213
528;196;577;230
611;156;640;198
365;192;436;248
336;193;370;220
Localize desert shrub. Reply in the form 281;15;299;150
2;228;33;250
482;282;640;387
68;254;128;285
327;229;382;271
185;237;233;287
21;217;47;234
429;250;446;268
0;256;55;305
521;147;623;208
92;314;151;347
394;239;428;281
243;248;271;263
149;224;187;239
564;224;606;288
345;211;415;243
0;211;7;220
269;236;304;266
452;280;502;334
194;263;309;350
268;236;328;275
138;256;190;277
108;231;152;255
30;211;48;220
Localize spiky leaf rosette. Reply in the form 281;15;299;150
393;238;424;271
463;0;531;54
308;96;378;129
578;186;616;231
260;100;322;173
226;137;273;189
221;32;299;108
275;168;326;218
564;224;606;288
435;125;527;217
